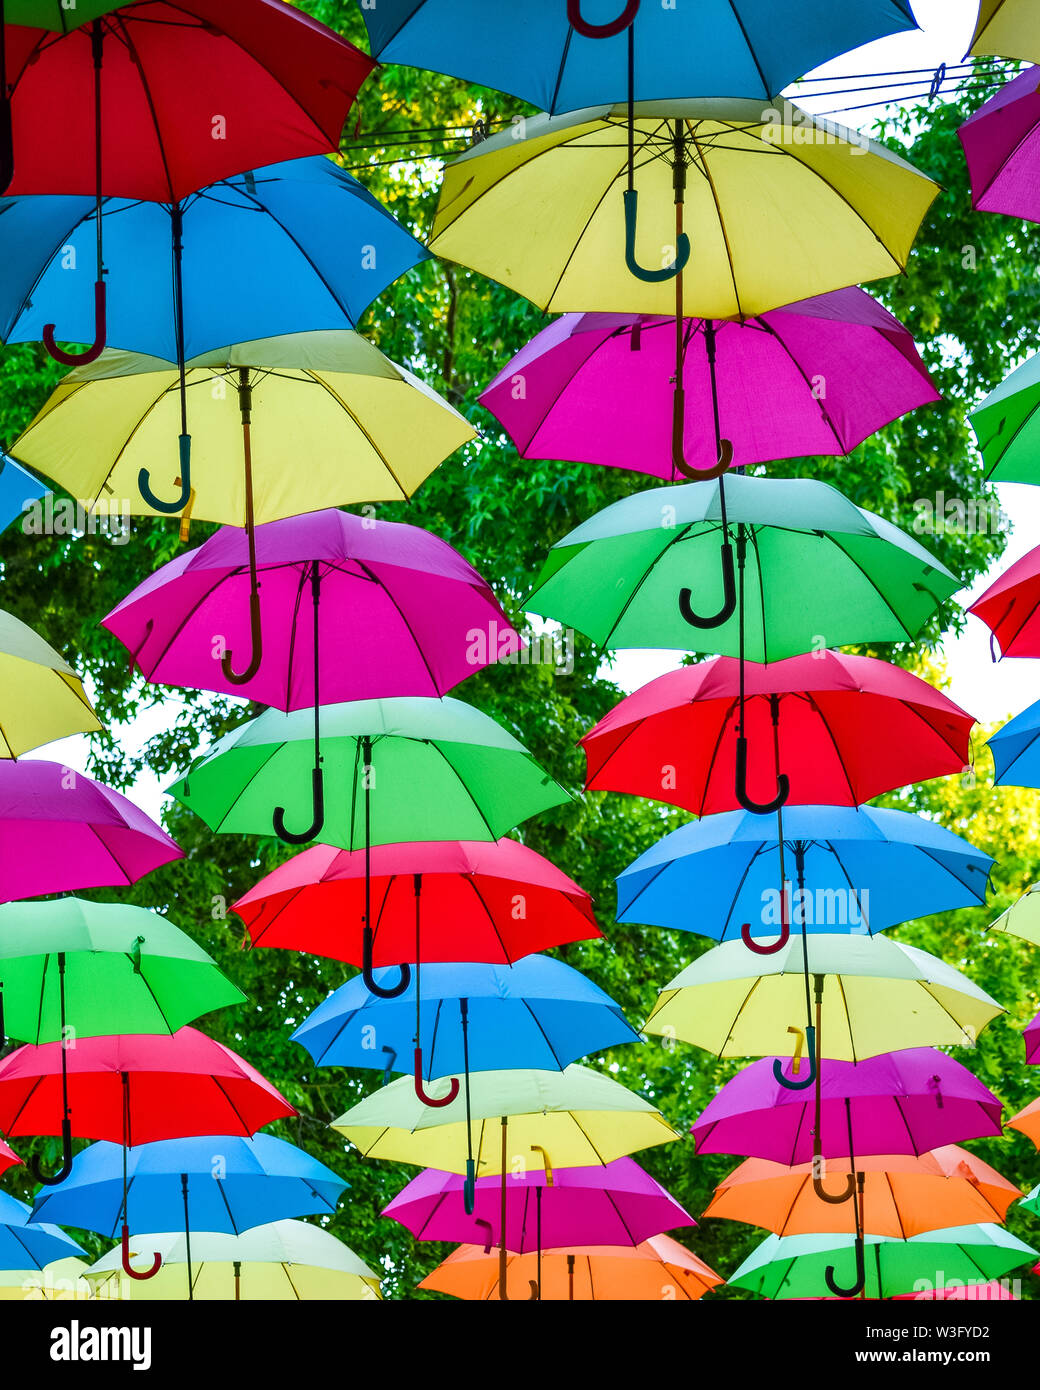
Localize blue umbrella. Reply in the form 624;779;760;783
0;1190;83;1271
0;452;48;535
988;700;1040;787
616;804;994;947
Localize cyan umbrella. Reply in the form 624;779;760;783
0;452;47;534
0;1191;84;1271
988;700;1040;787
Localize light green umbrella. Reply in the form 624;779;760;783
0;897;245;1044
729;1225;1036;1300
524;473;956;658
989;884;1040;945
970;350;1040;483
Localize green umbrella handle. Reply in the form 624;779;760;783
567;0;639;39
622;189;690;285
138;434;192;514
773;1025;816;1092
464;1159;477;1215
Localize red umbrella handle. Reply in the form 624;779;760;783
413;1047;460;1108
567;0;639;38
43;280;108;367
121;1224;162;1281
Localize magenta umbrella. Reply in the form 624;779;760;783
0;758;181;902
478;290;938;481
959;66;1040;222
1024;1009;1040;1064
692;1049;1003;1165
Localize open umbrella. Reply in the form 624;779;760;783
0;605;101;754
969;545;1040;657
959;66;1040;225
0;451;47;535
0;1191;84;1271
968;350;1040;486
1;1256;91;1302
986;700;1040;787
970;0;1039;60
1007;1095;1040;1147
989;883;1040;944
1024;1009;1040;1065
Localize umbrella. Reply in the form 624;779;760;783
230;837;600;963
1007;1095;1040;1147
969;544;1040;657
1025;1009;1040;1064
84;1219;381;1301
704;1145;1021;1238
1016;1182;1040;1218
0;758;181;902
479;293;938;481
968;349;1040;486
691;1048;1004;1163
383;1156;696;1254
582;652;974;816
0;451;47;535
989;883;1040;944
729;1224;1037;1301
970;0;1039;61
3;1256;91;1301
0;1139;19;1177
894;1280;1018;1300
419;1234;722;1301
0;1191;84;1271
361;1;916;111
0;605;101;754
987;700;1040;787
959;66;1040;225
102;500;506;704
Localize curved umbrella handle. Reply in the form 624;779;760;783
741;920;789;956
475;1218;494;1255
825;1234;865;1299
121;1224;162;1281
812;1166;858;1206
678;541;736;630
735;735;790;816
29;1119;74;1187
671;386;733;481
623;190;690;284
43;280;108;367
361;926;411;1000
773;1025;816;1092
567;0;639;38
138;434;191;514
272;766;325;845
464;1159;477;1216
413;1047;460;1109
221;587;263;685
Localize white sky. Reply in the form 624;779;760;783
29;0;1039;823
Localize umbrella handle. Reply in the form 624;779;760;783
735;735;790;815
678;541;736;629
272;765;325;845
567;0;639;38
740;920;789;955
361;927;411;999
671;386;733;481
623;190;690;284
475;1218;494;1255
121;1224;162;1281
773;1025;817;1092
43;280;108;367
138;434;192;514
221;587;264;684
413;1047;460;1108
812;1165;858;1206
825;1233;866;1299
29;1118;74;1187
380;1046;397;1086
464;1159;477;1215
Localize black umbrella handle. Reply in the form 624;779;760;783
735;735;790;815
825;1232;866;1299
30;1116;74;1186
567;0;639;38
273;765;325;845
361;926;410;999
678;542;736;630
773;1025;817;1092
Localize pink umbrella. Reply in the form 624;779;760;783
1024;1008;1040;1064
0;759;181;902
478;291;938;481
960;67;1040;222
894;1281;1017;1301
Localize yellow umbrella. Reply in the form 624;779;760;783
1;1257;93;1301
429;98;938;320
989;884;1040;945
970;1;1039;61
0;608;101;755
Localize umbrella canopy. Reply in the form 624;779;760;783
0;1028;294;1145
959;67;1040;224
1007;1095;1040;1148
231;838;599;963
691;1049;1004;1162
166;696;571;849
616;805;993;942
0;605;100;754
894;1280;1018;1300
383;1156;695;1253
1025;1009;1040;1065
643;934;1003;1060
989;883;1040;945
582;653;973;815
969;544;1040;657
971;0;1039;60
729;1224;1037;1300
0;1139;19;1177
362;1;916;111
332;1064;680;1171
420;1234;722;1301
480;294;938;480
1017;1182;1040;1219
291;955;639;1077
0;758;181;902
704;1145;1021;1238
0;1191;84;1272
968;349;1040;485
987;700;1040;787
102;501;508;706
0;897;244;1043
3;1256;92;1301
84;1219;381;1300
0;451;47;535
30;1134;346;1237
524;475;956;659
17;336;474;527
429;100;937;320
3;1;371;200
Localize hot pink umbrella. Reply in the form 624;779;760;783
478;291;938;481
959;66;1040;223
0;758;181;902
1024;1008;1040;1064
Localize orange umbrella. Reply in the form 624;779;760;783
1009;1096;1040;1148
703;1145;1020;1238
419;1234;723;1301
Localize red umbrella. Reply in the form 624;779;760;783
968;543;1040;658
581;651;974;817
0;1138;19;1177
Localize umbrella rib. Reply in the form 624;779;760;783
233;206;362;333
920;982;994;1043
717;974;762;1058
462;876;515;964
122;953;173;1033
599;521;707;648
834;972;856;1063
719;840;771;943
209;1077;255;1136
214;1177;241;1235
687;125;743;319
696;697;738;818
424;740;500;842
354;557;444;695
824;536;918;640
886;1172;908;1240
518;997;567;1069
722;0;771;97
306;374;413;500
209;741;287;837
754;318;848;452
116;21;178;204
892;1094;923;1157
801;697;858;804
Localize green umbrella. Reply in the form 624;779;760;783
729;1225;1037;1300
970;350;1040;483
0;897;245;1045
1017;1183;1040;1218
524;474;956;659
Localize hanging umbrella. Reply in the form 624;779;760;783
959;66;1040;225
970;0;1039;60
0;451;47;536
2;1256;91;1301
84;1219;381;1301
0;1139;19;1177
1015;1182;1040;1219
1007;1095;1040;1147
1024;1008;1040;1064
479;293;938;481
0;605;101;754
230;837;600;963
729;1224;1037;1301
986;700;1040;787
989;883;1040;944
969;545;1040;657
0;1191;85;1271
0;758;181;902
968;350;1040;486
419;1234;722;1301
582;652;974;816
704;1145;1021;1238
691;1048;1004;1162
383;1156;695;1253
